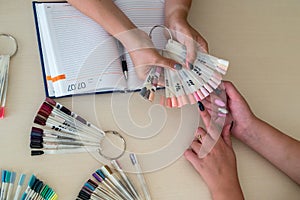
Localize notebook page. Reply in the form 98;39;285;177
39;3;125;97
35;4;55;97
114;0;167;89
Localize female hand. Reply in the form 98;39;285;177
165;1;208;69
222;81;257;138
120;29;183;80
184;103;244;200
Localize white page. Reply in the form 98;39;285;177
114;0;167;89
36;4;55;97
37;3;125;97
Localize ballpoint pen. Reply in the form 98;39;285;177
116;40;128;80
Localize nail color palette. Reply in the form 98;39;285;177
30;98;105;156
140;39;229;108
0;170;57;200
77;165;139;200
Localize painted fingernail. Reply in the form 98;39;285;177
214;99;226;107
174;63;182;70
213;88;222;95
197;101;205;111
188;62;194;70
218;107;228;114
229;121;234;131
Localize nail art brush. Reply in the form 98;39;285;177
6;171;16;200
100;166;134;200
129;153;152;200
92;172;122;199
84;181;117;200
13;173;26;200
111;160;141;200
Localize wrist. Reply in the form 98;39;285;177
210;179;244;200
233;115;261;143
116;29;154;52
165;7;189;29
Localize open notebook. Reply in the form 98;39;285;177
33;1;166;98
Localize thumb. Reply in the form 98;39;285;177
221;123;232;147
223;81;244;102
157;56;183;71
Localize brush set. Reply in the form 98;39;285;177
0;170;57;200
140;38;229;108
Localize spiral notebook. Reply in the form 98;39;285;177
32;1;166;98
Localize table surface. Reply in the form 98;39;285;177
1;0;300;199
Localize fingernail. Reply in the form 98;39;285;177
229;121;234;131
188;62;194;70
213;88;222;95
197;101;205;111
174;63;182;70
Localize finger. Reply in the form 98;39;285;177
194;127;207;143
196;35;209;53
184;150;202;172
221;123;232;147
198;101;211;128
190;140;201;154
134;64;151;80
157;56;183;71
223;81;244;102
184;39;197;69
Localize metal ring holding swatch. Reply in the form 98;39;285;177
0;33;18;57
149;25;173;41
98;130;127;160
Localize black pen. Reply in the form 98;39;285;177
116;40;128;80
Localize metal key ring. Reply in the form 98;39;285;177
98;130;127;160
149;24;173;41
0;33;18;57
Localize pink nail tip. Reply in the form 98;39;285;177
193;92;201;101
215;99;226;107
171;97;178;107
0;107;5;119
188;94;196;104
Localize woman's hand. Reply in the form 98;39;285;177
184;101;244;200
165;0;208;69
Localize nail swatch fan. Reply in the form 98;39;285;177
0;171;57;200
77;159;151;200
140;39;229;108
30;98;106;156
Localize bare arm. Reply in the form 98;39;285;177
165;0;208;67
225;81;300;184
235;117;300;184
67;0;181;79
67;0;139;47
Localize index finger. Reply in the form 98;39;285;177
198;101;211;129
